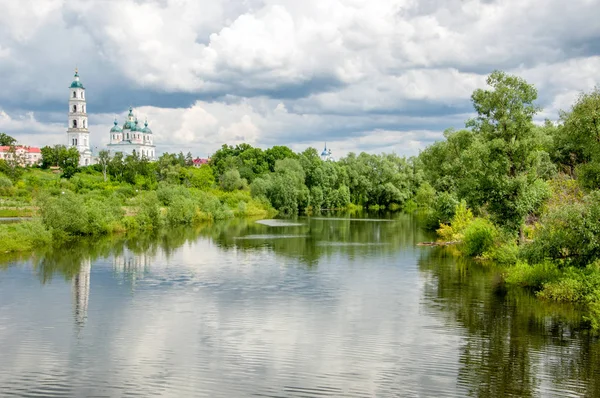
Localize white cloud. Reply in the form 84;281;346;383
0;0;599;156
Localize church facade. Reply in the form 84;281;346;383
66;70;156;163
107;107;156;160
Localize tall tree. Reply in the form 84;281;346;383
466;70;552;232
98;150;110;182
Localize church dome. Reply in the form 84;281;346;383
110;119;122;132
131;118;140;132
70;71;85;89
141;120;152;134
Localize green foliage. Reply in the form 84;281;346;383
551;87;600;183
135;192;163;230
521;190;600;268
504;261;561;290
462;218;497;257
426;191;459;230
436;200;474;241
0;220;52;253
220;169;247;192
166;195;196;225
0;133;17;146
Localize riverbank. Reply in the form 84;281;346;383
429;190;600;333
0;167;278;254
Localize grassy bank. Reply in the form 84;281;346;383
430;180;600;332
0;168;276;254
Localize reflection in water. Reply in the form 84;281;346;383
419;247;600;397
72;259;91;329
0;213;599;397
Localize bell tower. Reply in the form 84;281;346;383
67;68;92;166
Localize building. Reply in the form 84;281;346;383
0;146;42;166
67;69;93;166
107;107;156;160
193;157;209;167
320;143;334;161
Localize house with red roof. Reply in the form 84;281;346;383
193;157;210;167
0;146;42;166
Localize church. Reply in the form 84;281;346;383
67;70;156;164
107;107;156;160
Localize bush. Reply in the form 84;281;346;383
462;218;497;257
504;261;561;290
0;220;52;253
437;200;473;241
425;191;459;230
166;196;196;225
521;190;600;268
135;192;163;230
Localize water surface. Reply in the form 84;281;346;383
0;213;599;397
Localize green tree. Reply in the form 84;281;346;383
0;133;17;146
553;87;600;188
98;150;110;182
465;70;552;232
220;169;246;192
185;151;193;167
59;147;80;179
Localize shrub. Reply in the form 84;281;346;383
166;196;196;225
425;191;459;230
504;261;561;290
135;192;163;230
437;200;473;241
521;190;600;268
38;191;88;238
0;220;52;253
462;218;497;257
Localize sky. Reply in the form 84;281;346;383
0;0;599;158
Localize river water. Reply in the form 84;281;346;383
0;213;599;397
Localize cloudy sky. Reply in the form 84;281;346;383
0;0;599;157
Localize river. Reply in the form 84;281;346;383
0;213;599;397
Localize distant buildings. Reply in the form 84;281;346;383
0;145;42;166
193;157;209;167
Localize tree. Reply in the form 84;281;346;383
59;147;80;179
40;146;59;169
98;150;110;182
0;133;16;146
465;70;552;232
552;87;600;188
220;169;246;191
185;152;193;167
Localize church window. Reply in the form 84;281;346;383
73;120;77;128
83;120;86;128
73;91;76;98
73;105;77;113
83;105;86;113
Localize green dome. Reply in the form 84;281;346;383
131;119;140;132
141;120;152;134
70;71;85;89
110;119;122;133
122;120;135;130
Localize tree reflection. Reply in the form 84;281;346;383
419;247;600;397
